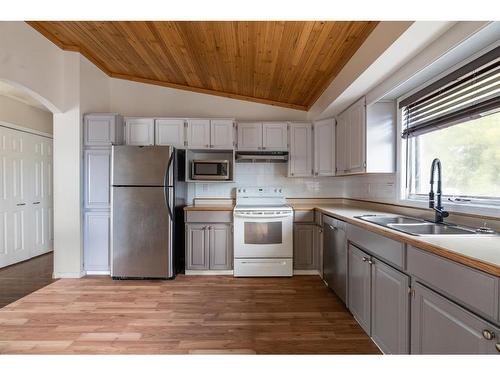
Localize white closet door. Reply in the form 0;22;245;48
0;127;31;267
0;127;53;267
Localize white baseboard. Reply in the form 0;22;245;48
293;269;320;275
85;270;111;276
185;270;234;276
53;270;86;279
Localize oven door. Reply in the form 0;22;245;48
233;212;293;258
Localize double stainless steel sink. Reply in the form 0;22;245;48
356;215;496;236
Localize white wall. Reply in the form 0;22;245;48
0;22;64;112
52;52;83;278
0;95;53;134
110;78;307;121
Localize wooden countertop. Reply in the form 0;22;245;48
182;201;500;276
314;204;500;277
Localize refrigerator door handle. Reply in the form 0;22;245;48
165;149;174;187
164;151;175;219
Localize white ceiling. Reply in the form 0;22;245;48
0;80;50;112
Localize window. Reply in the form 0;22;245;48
401;46;500;206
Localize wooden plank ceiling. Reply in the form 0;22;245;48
27;21;378;111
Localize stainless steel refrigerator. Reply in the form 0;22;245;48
111;145;186;279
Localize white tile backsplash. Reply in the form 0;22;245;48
187;163;345;203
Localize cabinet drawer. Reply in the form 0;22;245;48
185;211;232;223
347;224;405;269
407;246;499;322
294;210;314;223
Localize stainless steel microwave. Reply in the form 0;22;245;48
191;159;230;180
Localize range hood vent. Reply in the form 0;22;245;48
235;151;288;163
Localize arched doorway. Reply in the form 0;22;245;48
0;79;58;306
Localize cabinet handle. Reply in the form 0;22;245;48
33;201;41;205
482;330;496;340
362;257;369;262
368;259;374;265
262;146;266;150
16;203;26;206
496;343;500;353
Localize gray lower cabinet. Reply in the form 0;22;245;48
293;224;316;270
186;224;210;270
348;244;371;334
348;243;410;353
185;223;232;271
209;224;233;270
411;282;500;354
371;258;410;354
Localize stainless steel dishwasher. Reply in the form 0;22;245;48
323;215;347;304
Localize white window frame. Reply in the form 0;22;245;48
396;100;500;218
395;42;500;218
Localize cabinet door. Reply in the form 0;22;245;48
187;119;210;149
371;259;410;354
313;118;335;176
237;122;262;150
293;224;316;270
262;122;288;151
288;123;313;177
155;119;185;147
335;113;347;175
210;120;234;149
84;149;111;210
84;115;116;146
348;244;371;334
347;99;366;173
209;224;233;270
186;224;209;270
84;211;110;272
411;283;500;354
125;118;155;146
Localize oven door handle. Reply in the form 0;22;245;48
233;213;292;219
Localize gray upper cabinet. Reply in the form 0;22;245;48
209;224;233;270
288;122;313;177
348;244;371;334
125;118;155;146
293;223;316;270
186;224;210;270
84;114;123;146
411;282;500;354
155;118;185;147
83;149;111;210
335;97;395;175
371;258;410;354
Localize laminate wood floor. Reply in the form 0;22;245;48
0;252;55;308
0;275;381;354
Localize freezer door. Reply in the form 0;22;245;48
112;145;172;186
112;186;172;278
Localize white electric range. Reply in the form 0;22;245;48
233;186;293;277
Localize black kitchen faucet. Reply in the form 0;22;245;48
429;158;449;223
